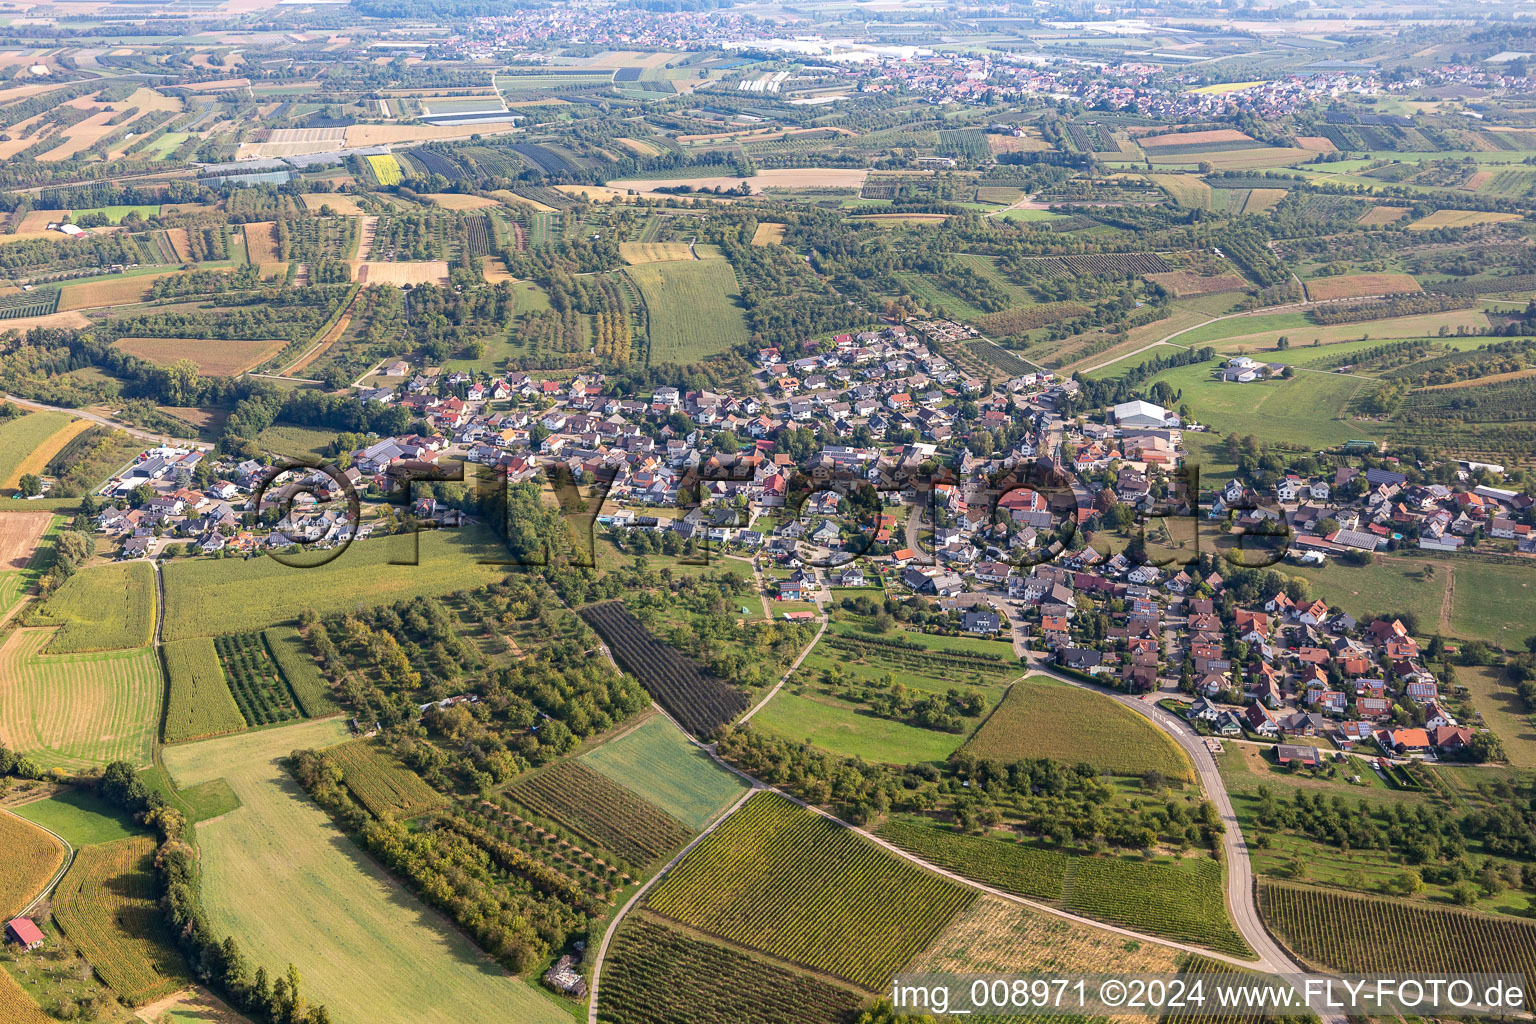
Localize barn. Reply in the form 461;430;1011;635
5;917;44;951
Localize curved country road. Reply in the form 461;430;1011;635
6;805;75;917
1;392;211;451
585;631;1342;1023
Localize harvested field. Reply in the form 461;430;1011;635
243;221;278;263
609;168;868;194
1139;128;1253;148
0;412;72;494
1145;271;1247;297
300;193;363;215
350;260;450;285
114;337;287;376
911;894;1183;977
1147;174;1211;209
422;193;499;210
3;419;89;491
342;123;519;147
751;222;786;244
619;241;695;264
1304;272;1422;302
0;310;90;332
58;273;181;311
1464;170;1495;190
481;259;514;284
614;137;664;158
165;227;193;262
0;511;53;569
17;209;68;232
1242;188;1288;214
1409;209;1523;230
1296;135;1339;153
1359;206;1411;226
987;133;1051;153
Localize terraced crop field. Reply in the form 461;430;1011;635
646;792;975;990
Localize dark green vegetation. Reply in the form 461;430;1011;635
214;631;303;727
579;600;747;738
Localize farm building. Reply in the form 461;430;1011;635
5;918;44;951
1112;400;1177;429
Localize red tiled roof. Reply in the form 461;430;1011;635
6;918;43;946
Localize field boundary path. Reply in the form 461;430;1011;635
1;393;211;450
6;805;74;917
1077;300;1309;375
582;622;1343;1023
277;284;363;378
1019;659;1345;1022
585;786;759;1024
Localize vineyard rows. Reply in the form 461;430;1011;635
1066;857;1250;958
966;340;1039;376
579;601;746;738
598;914;863;1024
0;288;59;319
462;213;492;257
975;301;1091;339
876;819;1069;900
1053;252;1170;275
646;792;974;991
213;631;302;727
1260;881;1536;976
472;797;632;893
508;759;691;867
